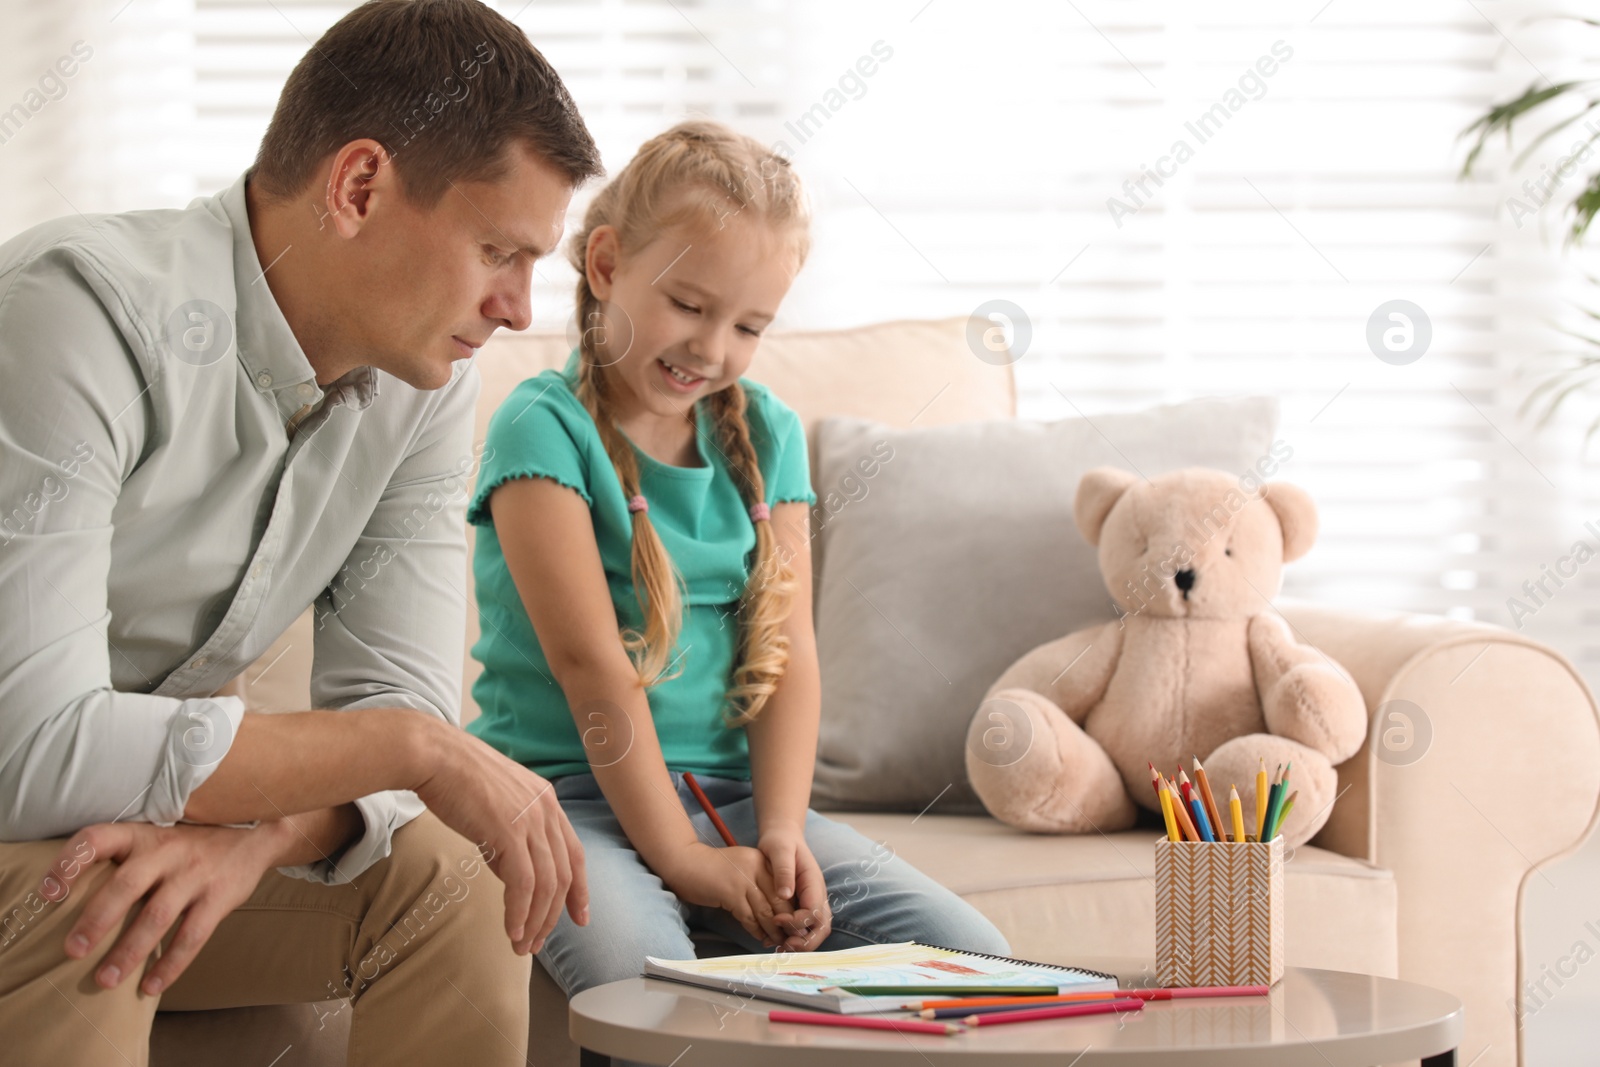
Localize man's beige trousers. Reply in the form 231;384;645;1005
0;810;532;1066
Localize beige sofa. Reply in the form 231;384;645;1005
152;318;1600;1067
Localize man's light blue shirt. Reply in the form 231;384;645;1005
0;170;482;884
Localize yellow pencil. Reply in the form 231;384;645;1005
1158;785;1180;842
1255;758;1268;840
1229;784;1246;844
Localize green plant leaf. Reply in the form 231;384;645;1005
1569;170;1600;244
1511;101;1600;169
1459;80;1591;177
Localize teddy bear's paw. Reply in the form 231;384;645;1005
966;688;1137;833
1202;735;1338;848
1261;661;1368;764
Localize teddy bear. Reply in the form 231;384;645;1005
964;465;1368;848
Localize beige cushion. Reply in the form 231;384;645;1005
810;397;1282;813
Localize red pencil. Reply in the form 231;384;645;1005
768;1009;962;1035
682;771;738;847
1129;984;1268;1000
962;997;1145;1026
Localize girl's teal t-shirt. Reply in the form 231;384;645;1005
466;349;818;780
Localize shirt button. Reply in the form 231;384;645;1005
296;383;318;401
192;656;209;669
251;562;264;579
256;371;274;389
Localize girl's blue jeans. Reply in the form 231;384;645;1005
535;770;1012;999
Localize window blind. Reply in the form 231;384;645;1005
171;1;1600;689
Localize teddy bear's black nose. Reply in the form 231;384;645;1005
1174;568;1196;598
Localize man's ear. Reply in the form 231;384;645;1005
1261;481;1318;561
323;139;390;238
1074;467;1140;547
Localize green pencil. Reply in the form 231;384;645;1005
831;985;1063;996
1261;767;1288;840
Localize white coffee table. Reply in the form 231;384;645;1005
568;957;1463;1066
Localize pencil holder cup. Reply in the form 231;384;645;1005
1154;836;1285;987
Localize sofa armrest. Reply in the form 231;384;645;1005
1278;598;1600;1067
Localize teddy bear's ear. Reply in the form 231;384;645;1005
1074;467;1141;546
1261;481;1318;562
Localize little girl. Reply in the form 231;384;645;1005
466;120;1010;1006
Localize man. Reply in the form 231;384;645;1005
0;2;602;1063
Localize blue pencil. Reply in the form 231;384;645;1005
1189;796;1216;841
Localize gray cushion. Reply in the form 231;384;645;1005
810;396;1282;812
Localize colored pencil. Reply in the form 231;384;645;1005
1189;796;1215;841
1269;790;1299;840
1164;774;1200;841
1128;984;1269;1000
912;992;1118;1012
1261;768;1286;842
1159;785;1180;841
1229;784;1246;844
682;771;738;847
834;984;1063;996
922;994;1122;1019
1255;758;1269;839
910;984;1269;1011
768;1009;962;1035
1192;757;1224;841
962;997;1145;1026
1148;761;1163;801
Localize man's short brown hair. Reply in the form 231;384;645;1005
252;0;602;206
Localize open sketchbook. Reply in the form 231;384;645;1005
642;941;1118;1014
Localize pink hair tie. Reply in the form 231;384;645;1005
627;495;649;514
748;502;771;523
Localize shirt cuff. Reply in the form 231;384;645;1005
274;789;426;886
144;695;249;827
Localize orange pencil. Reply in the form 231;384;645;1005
1192;757;1224;841
1163;774;1200;841
914;991;1118;1014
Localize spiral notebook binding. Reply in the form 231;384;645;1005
910;942;1119;985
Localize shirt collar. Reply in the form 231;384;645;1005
218;170;377;419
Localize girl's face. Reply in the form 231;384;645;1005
584;205;799;423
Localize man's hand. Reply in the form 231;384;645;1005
38;821;296;996
410;718;589;956
758;827;833;952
